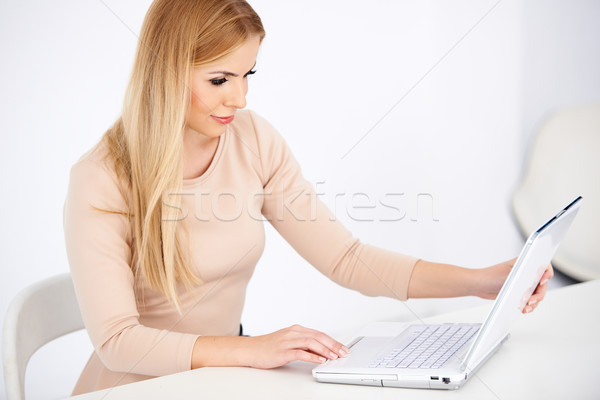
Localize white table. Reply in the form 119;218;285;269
68;280;600;400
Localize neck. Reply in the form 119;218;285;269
183;127;219;150
182;128;222;180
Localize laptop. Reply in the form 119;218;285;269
313;196;582;390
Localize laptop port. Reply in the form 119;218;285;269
442;377;450;384
430;376;439;380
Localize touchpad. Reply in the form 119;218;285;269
330;336;396;368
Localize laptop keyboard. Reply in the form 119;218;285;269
368;324;480;369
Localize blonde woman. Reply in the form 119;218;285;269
63;0;553;395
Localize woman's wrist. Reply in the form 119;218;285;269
408;260;478;299
465;267;485;298
191;335;253;369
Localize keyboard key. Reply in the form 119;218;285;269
367;324;480;369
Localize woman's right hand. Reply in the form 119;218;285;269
245;324;349;369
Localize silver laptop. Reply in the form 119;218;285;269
313;196;582;390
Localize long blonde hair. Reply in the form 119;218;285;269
101;0;265;309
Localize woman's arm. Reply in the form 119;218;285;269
189;258;555;369
65;158;201;376
407;259;554;313
251;112;555;311
191;325;349;369
406;260;480;299
253;111;417;301
189;259;555;369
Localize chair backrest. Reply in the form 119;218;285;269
512;104;600;281
3;273;85;400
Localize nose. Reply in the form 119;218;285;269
224;79;247;110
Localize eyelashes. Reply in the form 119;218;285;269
210;78;228;86
210;70;256;86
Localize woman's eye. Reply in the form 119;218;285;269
244;70;256;78
210;78;228;86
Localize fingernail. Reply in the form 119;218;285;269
342;345;350;353
330;352;338;359
339;348;347;357
319;357;326;363
541;279;548;285
528;299;537;306
525;306;532;313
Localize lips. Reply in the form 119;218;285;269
211;115;235;125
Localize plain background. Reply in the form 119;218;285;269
0;0;599;398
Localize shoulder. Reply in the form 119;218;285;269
230;109;290;158
231;109;285;145
228;110;297;184
67;141;129;211
70;141;117;188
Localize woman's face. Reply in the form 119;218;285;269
185;36;261;139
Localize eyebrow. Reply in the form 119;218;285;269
208;63;256;77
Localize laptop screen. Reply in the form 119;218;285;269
460;196;582;373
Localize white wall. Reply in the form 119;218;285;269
521;0;600;152
0;1;598;398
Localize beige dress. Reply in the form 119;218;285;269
63;110;418;395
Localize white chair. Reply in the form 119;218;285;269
3;273;85;400
512;104;600;281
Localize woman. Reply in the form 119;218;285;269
63;0;553;395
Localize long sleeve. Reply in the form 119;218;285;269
253;112;418;300
63;155;199;377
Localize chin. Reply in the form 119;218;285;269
211;127;228;137
186;124;226;139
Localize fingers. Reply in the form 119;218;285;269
523;291;543;313
523;264;553;314
539;264;554;285
523;285;546;313
291;325;349;358
290;336;344;362
281;325;349;363
292;349;327;365
251;325;351;369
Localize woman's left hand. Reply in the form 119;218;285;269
475;258;554;313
